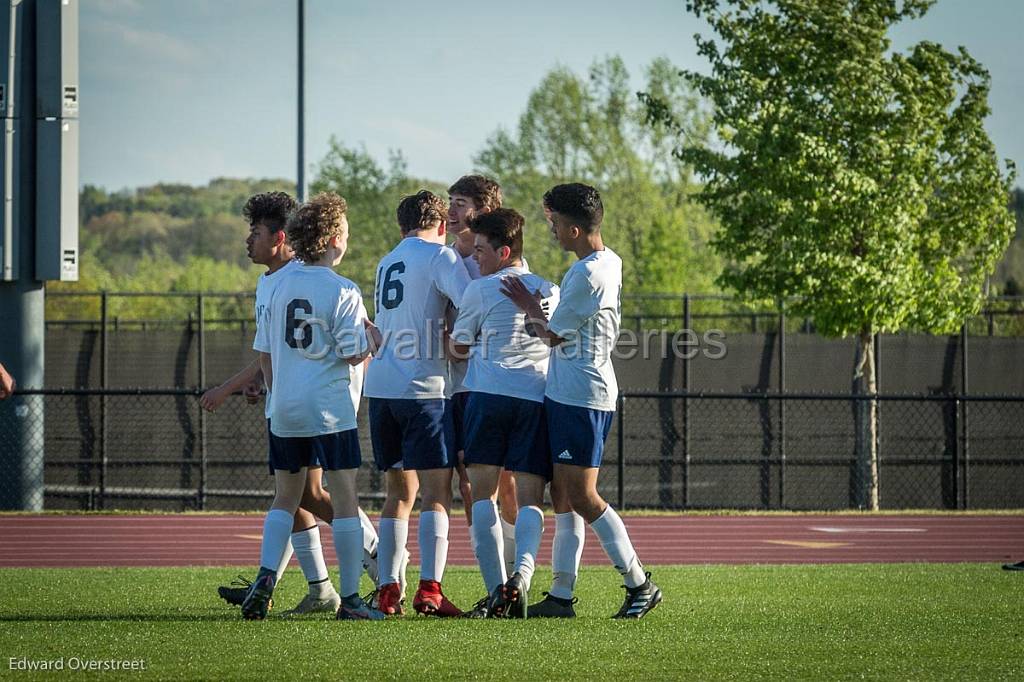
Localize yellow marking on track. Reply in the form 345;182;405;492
763;540;850;549
236;534;263;540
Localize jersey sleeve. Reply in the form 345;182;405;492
253;291;272;353
332;288;370;360
433;247;472;308
450;281;484;346
547;269;599;338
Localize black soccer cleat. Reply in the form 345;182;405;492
218;574;273;611
240;571;276;621
1003;560;1024;571
463;595;493;619
613;572;662;619
500;573;528;619
527;592;578;618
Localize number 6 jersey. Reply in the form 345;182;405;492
253;264;369;437
364;237;472;399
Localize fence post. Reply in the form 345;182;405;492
197;294;207;510
778;307;786;509
617;394;625;510
961;325;969;510
99;292;108;511
874;333;881;508
682;294;691;509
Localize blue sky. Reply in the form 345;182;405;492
82;0;1023;190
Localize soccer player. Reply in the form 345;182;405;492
448;208;559;618
502;183;663;619
446;175;519;575
364;190;471;617
202;191;377;617
242;192;382;621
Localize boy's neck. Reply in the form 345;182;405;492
573;233;605;260
265;253;294;275
404;229;444;245
453;232;474;257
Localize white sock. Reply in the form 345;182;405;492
358;508;379;584
291;526;331;596
274;539;294;583
514;506;544;591
331;516;364;598
468;524;478;553
550;511;585;599
377;517;408;587
501;516;517;578
590;506;647;588
471;500;506;593
418;511;450;583
260;509;294;578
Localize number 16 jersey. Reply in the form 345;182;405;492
364;236;472;400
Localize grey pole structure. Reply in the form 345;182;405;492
0;0;78;510
296;0;305;202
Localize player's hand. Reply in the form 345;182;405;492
364;318;383;354
242;380;263;405
500;276;543;317
199;386;227;412
0;364;15;400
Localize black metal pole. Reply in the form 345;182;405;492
779;307;786;509
99;291;108;510
197;293;207;510
961;324;969;510
617;394;625;510
682;294;691;509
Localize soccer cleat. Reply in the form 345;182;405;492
375;582;406;616
613;572;663;619
1003;561;1024;571
336;593;386;621
412;579;463;618
364;547;380;586
219;575;273;610
527;592;578;618
463;595;493;619
498;572;528;619
240;572;276;621
281;589;342;617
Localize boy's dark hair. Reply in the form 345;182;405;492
286;192;348;262
542;183;604;234
397;190;448;233
448;175;502;211
469;208;524;261
242;191;297;233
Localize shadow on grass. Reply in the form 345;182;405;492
0;612;267;623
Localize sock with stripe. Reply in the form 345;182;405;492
291;525;333;598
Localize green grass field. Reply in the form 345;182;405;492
1;564;1020;680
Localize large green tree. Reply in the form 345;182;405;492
476;56;721;295
644;0;1016;508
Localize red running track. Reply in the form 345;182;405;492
0;514;1021;568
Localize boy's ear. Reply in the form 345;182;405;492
273;229;288;248
499;245;512;261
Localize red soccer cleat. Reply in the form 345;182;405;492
376;582;405;616
413;579;463;618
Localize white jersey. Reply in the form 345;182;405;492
253;265;369;437
545;248;622;412
364;237;472;399
452;265;558;404
254;259;303;419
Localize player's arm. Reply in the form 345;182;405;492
0;361;15;400
258;352;273;393
200;357;263;411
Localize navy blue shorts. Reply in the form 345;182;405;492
545;398;614;468
444;391;469;454
267;421;361;474
368;398;454;471
463;392;552;480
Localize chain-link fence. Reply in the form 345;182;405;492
1;388;1021;511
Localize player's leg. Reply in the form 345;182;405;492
548;396;660;618
368;398;415;615
527;477;585;617
279;468;339;616
467;463;503;612
497;471;519;576
241;465;307;620
321;430;383;620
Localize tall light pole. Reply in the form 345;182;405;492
296;0;305;202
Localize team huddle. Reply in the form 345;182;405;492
201;176;661;621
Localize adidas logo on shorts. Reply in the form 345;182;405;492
558;450;572;460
